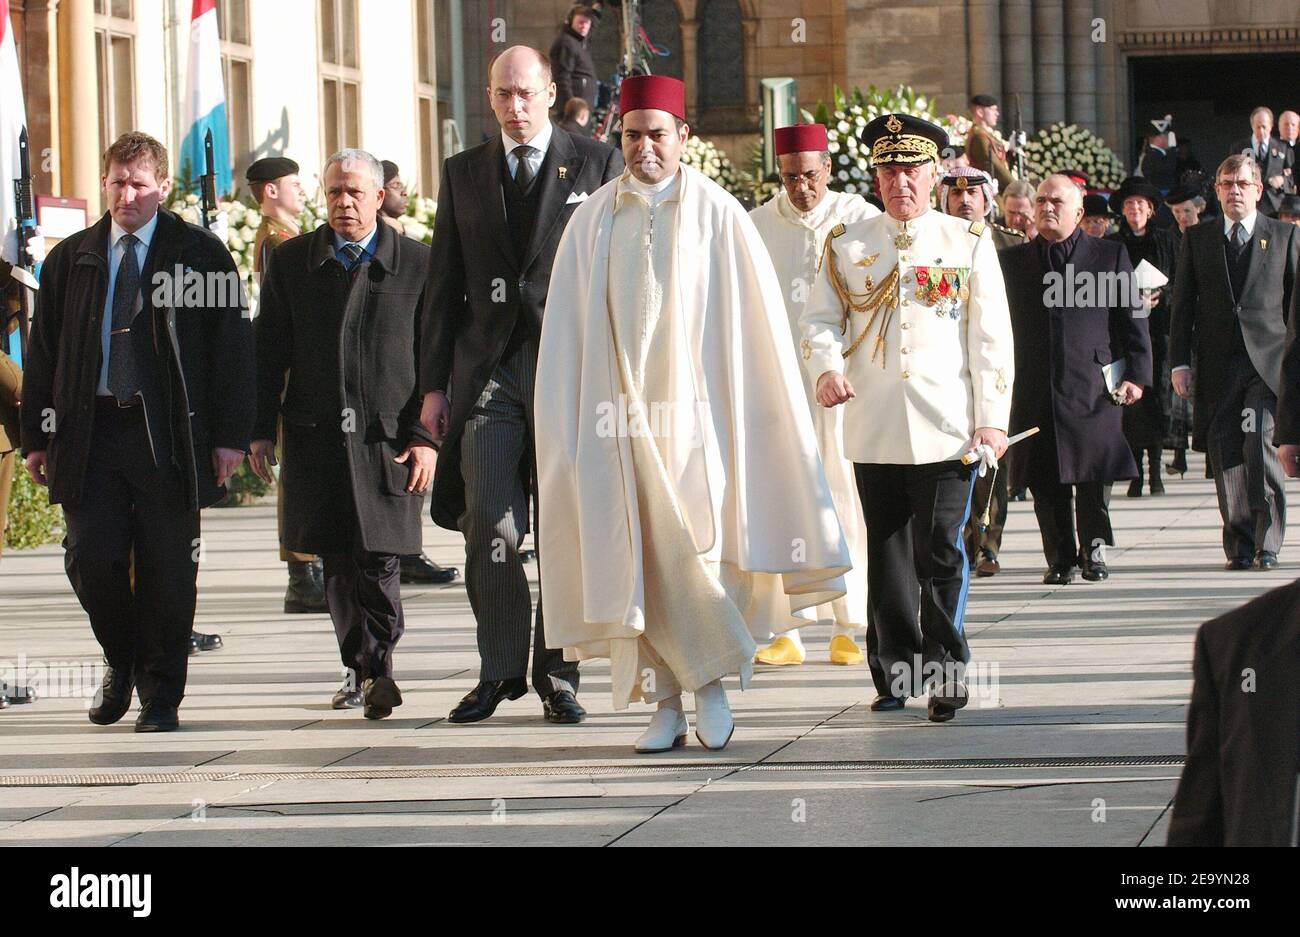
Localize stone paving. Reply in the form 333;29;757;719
1;453;1291;846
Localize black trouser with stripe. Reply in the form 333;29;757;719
62;401;198;706
1207;363;1286;560
458;339;578;696
855;460;975;700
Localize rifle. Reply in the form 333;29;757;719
199;128;218;231
8;126;37;362
1012;94;1026;180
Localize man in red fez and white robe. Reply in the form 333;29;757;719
536;76;851;753
748;122;879;668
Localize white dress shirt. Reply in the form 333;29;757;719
1223;211;1258;240
502;120;553;182
98;212;158;395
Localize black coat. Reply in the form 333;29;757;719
255;222;434;555
1169;214;1299;451
1000;233;1153;488
1272;273;1300;446
420;125;622;530
21;209;254;510
1108;225;1178;449
1167;580;1300;846
549;25;599;109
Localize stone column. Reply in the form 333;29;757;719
57;0;98;203
1065;0;1098;134
1000;0;1034;129
680;19;699;122
1032;0;1065;127
742;17;758;122
1094;0;1123;168
966;0;1002;104
12;0;61;196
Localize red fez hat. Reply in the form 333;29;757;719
619;75;686;121
774;123;829;155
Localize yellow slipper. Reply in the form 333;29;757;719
828;634;865;666
754;635;805;666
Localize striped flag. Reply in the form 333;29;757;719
0;0;28;264
179;0;231;195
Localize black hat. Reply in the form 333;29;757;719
861;113;948;167
1164;184;1201;207
381;160;401;184
1144;115;1173;137
970;94;998;108
1082;193;1113;218
1278;194;1300;217
245;156;299;184
1109;176;1164;212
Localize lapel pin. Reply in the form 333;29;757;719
1261;238;1269;250
558;166;567;180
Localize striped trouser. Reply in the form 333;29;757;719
457;339;579;694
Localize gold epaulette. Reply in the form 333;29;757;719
968;221;986;238
993;223;1027;241
831;223;846;238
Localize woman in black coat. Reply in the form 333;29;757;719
1108;178;1179;496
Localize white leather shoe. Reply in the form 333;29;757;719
693;680;734;751
635;698;689;753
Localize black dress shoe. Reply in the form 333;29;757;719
1253;551;1279;570
4;685;35;704
1080;560;1109;582
927;693;969;723
399;554;459;584
134;701;179;732
1042;564;1075;585
285;559;329;613
1126;478;1143;498
189;631;223;654
448;678;528;723
362;676;403;720
89;665;135;725
519;548;537;563
0;696;8;710
869;695;906;711
542;689;586;724
331;685;365;709
1224;556;1254;571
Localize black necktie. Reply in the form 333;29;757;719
1048;239;1069;271
107;233;141;403
514;145;537;192
1228;221;1247;258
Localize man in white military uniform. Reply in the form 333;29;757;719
802;113;1015;722
749;122;878;667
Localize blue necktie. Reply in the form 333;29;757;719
107;233;141;403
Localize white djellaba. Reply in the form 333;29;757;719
535;163;851;751
749;186;879;664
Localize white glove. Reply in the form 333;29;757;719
24;226;46;264
971;443;999;478
210;210;230;243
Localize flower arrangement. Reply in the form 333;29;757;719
1021;122;1126;190
168;192;260;284
401;196;437;244
805;85;966;197
680;135;754;203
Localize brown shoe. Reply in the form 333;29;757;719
975;553;1000;577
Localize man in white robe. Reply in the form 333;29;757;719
749;122;878;667
536;76;851;753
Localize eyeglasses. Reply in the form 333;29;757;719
493;87;547;105
1215;179;1259;190
780;169;825;186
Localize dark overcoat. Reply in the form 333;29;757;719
22;209;254;510
1000;233;1153;488
255;221;433;555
